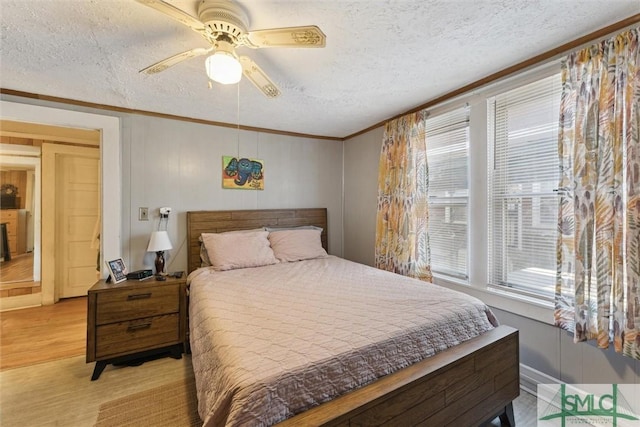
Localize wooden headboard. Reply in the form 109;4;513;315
187;208;328;274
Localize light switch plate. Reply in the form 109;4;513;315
139;207;149;221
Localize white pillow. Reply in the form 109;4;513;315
264;225;323;232
268;228;328;262
199;228;265;267
201;230;278;271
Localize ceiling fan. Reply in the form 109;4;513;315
135;0;326;98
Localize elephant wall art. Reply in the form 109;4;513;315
222;156;265;190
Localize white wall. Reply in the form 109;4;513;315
343;127;382;266
122;114;344;272
342;125;640;385
1;94;344;276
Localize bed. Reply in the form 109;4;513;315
187;208;519;427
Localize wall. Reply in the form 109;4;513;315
0;94;344;277
493;308;639;386
342;125;640;385
0;169;27;209
343;127;382;266
123;114;344;272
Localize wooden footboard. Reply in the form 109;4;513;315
277;325;519;427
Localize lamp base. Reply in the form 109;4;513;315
154;251;165;276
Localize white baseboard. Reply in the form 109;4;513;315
520;363;562;396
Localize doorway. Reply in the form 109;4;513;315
0;153;39;297
0;115;108;309
1;134;101;302
1;130;100;302
0;102;121;310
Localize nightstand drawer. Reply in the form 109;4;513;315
95;313;180;359
0;210;17;220
96;284;179;324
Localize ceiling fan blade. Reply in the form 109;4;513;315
140;47;213;74
239;56;281;98
245;26;326;48
135;0;205;32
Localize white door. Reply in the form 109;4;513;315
56;153;100;298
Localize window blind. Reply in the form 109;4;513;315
427;106;469;280
488;73;561;300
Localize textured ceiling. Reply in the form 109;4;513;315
1;1;638;138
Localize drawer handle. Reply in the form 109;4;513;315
127;293;151;301
127;321;152;332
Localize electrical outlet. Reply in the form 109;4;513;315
139;207;149;221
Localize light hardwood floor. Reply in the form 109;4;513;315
0;252;34;282
0;354;538;427
0;252;40;297
1;297;194;426
0;296;87;370
0;296;539;426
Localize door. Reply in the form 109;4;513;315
56;153;100;298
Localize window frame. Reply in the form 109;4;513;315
427;62;560;325
425;106;470;281
487;73;561;303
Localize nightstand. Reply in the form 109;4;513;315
86;276;187;380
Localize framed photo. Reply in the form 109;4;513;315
106;258;128;284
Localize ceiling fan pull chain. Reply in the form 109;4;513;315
236;81;241;158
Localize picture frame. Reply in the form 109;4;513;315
222;156;265;190
106;258;128;284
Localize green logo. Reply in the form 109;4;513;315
539;384;639;427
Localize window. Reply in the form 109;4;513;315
427;106;470;280
487;74;562;300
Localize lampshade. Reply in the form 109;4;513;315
205;40;242;85
147;231;173;252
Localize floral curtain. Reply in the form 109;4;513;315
556;27;640;360
374;110;432;281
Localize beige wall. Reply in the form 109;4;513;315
343;126;382;267
122;114;344;272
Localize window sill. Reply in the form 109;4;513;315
432;275;555;325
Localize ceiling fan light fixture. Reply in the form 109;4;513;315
136;0;325;97
205;41;242;84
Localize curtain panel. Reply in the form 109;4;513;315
556;27;640;360
374;110;432;282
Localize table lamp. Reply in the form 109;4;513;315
147;231;172;275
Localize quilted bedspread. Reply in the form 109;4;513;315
188;256;498;427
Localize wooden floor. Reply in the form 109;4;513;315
0;353;539;427
0;252;40;297
0;251;34;282
0;297;540;426
0;296;87;370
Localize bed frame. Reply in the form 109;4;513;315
187;208;519;427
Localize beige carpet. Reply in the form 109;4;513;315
0;354;194;426
94;377;200;427
0;353;538;427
